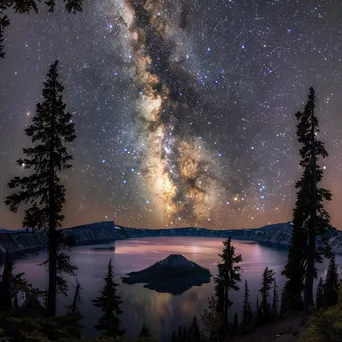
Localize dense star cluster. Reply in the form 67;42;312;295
0;0;342;229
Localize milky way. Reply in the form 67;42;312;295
0;0;342;229
115;0;224;226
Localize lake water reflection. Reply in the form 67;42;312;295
2;237;340;341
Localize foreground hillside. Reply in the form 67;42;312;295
0;221;341;258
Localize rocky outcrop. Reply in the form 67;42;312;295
121;254;211;294
0;221;341;258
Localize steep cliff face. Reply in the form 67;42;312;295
0;221;341;258
328;234;342;254
0;230;47;256
0;221;128;257
236;222;293;246
63;221;128;242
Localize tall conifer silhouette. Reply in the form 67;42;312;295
316;277;325;309
259;267;275;322
214;237;242;328
271;279;279;317
5;60;77;316
92;259;124;337
241;280;252;332
282;87;333;312
324;254;339;308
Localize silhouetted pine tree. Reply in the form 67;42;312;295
5;61;77;317
181;327;187;342
259;267;275;322
67;278;82;314
0;251;37;312
0;251;14;310
188;316;201;342
21;290;45;314
241;280;252;332
231;312;239;337
316;277;325;309
282;87;333;313
139;323;151;338
256;293;259;313
281;227;305;311
92;259;123;337
176;326;182;342
214;237;242;326
271;278;279;317
201;295;222;342
255;293;261;323
0;0;83;58
324;254;339;308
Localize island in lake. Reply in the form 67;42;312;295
121;254;212;294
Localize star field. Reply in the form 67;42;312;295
0;0;342;229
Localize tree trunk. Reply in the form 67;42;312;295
304;107;317;313
224;284;228;325
47;222;57;316
71;280;80;313
47;81;57;317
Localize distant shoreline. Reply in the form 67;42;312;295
0;221;341;259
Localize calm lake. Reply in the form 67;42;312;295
3;237;341;341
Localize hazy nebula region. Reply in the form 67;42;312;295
1;0;342;229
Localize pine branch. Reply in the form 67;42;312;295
0;0;83;57
65;0;83;13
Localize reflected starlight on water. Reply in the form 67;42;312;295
1;237;338;341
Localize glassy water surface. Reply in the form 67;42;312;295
2;237;340;341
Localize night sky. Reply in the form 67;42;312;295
0;0;342;230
